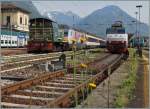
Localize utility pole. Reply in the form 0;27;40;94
136;5;142;47
73;15;75;28
135;12;138;39
107;67;111;108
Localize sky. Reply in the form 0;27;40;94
32;0;149;24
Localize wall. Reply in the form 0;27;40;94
1;10;29;32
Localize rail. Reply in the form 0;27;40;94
1;54;123;108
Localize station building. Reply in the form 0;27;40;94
1;3;30;47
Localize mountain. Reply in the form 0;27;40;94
2;1;148;37
77;5;149;37
44;11;81;26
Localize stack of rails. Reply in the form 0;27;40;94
1;54;122;108
2;48;87;64
1;48;103;70
1;50;81;70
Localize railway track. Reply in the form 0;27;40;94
1;52;70;70
2;48;101;63
1;54;123;108
1;48;108;86
1;52;110;86
1;48;102;71
0;48;105;74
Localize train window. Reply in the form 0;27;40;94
5;40;8;44
9;40;11;44
64;31;68;35
117;29;125;33
106;28;125;34
88;37;97;42
1;40;4;44
12;41;14;44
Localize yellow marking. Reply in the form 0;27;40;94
80;63;88;68
143;55;149;107
89;83;96;88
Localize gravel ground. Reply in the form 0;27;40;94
1;52;109;87
127;54;149;108
79;52;149;108
1;80;16;87
143;50;149;59
79;60;129;108
1;48;27;56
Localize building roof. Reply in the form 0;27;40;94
1;3;30;14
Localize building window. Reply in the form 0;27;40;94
20;17;22;24
6;16;10;25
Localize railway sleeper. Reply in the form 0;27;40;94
2;95;52;106
50;79;82;84
57;77;88;81
22;89;64;96
14;90;61;98
44;82;76;88
1;102;43;108
36;85;71;91
30;85;70;93
2;54;122;108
